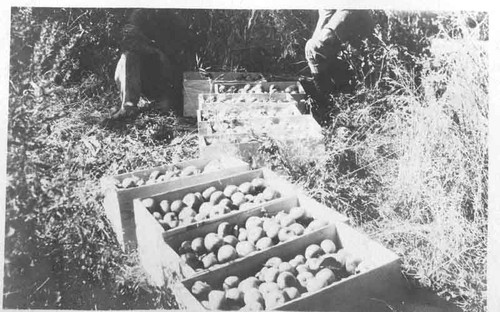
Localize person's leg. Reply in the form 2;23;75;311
112;51;141;119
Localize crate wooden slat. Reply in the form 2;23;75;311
162;194;348;279
183;71;265;117
175;222;404;311
101;156;249;250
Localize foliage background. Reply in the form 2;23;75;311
6;7;488;311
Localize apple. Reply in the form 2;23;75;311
178;207;196;221
223;235;239;247
191;237;205;254
209;204;230;219
265;256;283;268
283;287;300;301
182;193;202;211
264;267;280;283
209;191;225;205
320;239;337;254
306;277;328;293
256;236;274;250
238;276;261;292
245;194;255;202
236;241;256;257
278;227;297;242
202;252;219;269
305;244;324;259
218;245;238;263
242;301;264;310
280;215;295;227
219;198;234;210
159;199;170;214
142;198;156;213
208;290;226;310
191;280;212;299
289;206;306;221
231;192;246;207
179;240;192;254
170;199;184;214
264;290;287;309
202;186;217;201
223;276;241;290
253;193;266;204
198;202;213;219
278;262;295;274
225;288;244;304
345;254;363;275
247;227;265;244
224;185;239;197
297;271;314;288
316;268;337;285
262;187;278;201
152;212;162;220
306;257;321;272
204;232;224;252
251;178;266;191
288;223;305;236
243;288;264;306
306;219;329;232
296;264;310;274
265;222;281;240
238;182;255;195
259;282;280;295
237;228;248;241
245;216;263;229
180;165;199;177
217;221;233;237
276;271;299;289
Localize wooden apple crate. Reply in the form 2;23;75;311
101;156;249;250
175;222;404;311
162;194;349;279
132;168;298;286
183;71;265;117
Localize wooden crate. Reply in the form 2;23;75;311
162;194;349;279
101;156;249;250
133;168;343;286
175;222;404;311
183;71;265;117
198;115;325;166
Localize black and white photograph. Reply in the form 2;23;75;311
2;1;498;311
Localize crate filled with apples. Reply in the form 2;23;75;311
138;176;281;233
100;156;249;249
175;222;402;311
163;195;343;276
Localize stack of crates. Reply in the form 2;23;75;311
97;71;406;311
183;72;325;165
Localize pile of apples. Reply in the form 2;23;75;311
141;178;280;231
176;207;329;271
216;83;301;94
189;239;370;310
112;159;232;189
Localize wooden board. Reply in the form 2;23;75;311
175;222;404;311
101;156;249;250
183;71;265;117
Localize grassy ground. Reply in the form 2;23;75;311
4;10;488;312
